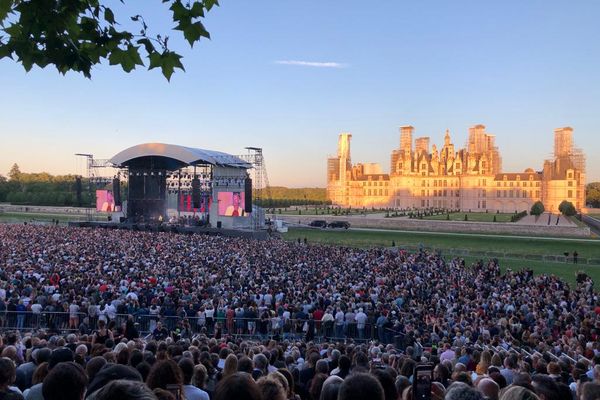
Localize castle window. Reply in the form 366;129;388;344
568;190;573;198
568;181;573;187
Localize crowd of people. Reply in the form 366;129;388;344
0;224;599;400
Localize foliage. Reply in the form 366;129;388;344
530;201;545;217
587;182;600;208
510;210;527;222
8;163;21;180
0;0;218;80
264;186;328;202
558;200;577;216
0;164;94;206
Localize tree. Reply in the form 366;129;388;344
558;200;577;217
8;163;21;181
0;0;218;81
530;201;545;219
586;182;600;208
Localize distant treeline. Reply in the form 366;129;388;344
0;166;329;208
255;186;330;207
0;164;95;207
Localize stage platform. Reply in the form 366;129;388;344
67;221;270;240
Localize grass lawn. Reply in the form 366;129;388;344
0;212;106;224
460;256;597;286
423;212;514;223
283;228;600;285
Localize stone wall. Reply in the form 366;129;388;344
274;214;591;238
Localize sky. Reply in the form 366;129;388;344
0;0;599;187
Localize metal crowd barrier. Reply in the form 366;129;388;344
0;310;400;344
0;310;591;365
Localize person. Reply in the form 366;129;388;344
580;382;600;400
213;373;262;400
152;322;169;341
92;380;158;400
224;192;245;217
179;358;209;400
573;251;579;264
92;319;113;346
337;373;384;400
445;382;484;400
0;357;24;400
498;385;539;400
257;376;286;400
146;360;184;397
41;362;87;400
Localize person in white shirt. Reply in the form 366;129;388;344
355;308;368;340
69;302;80;329
179;358;210;400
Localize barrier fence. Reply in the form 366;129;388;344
0;311;401;345
1;310;590;366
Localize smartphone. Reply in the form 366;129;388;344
166;384;182;400
413;364;433;400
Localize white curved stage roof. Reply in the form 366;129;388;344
110;143;251;169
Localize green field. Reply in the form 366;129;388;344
0;212;105;224
423;212;515;223
283;228;600;285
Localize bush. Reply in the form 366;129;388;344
510;210;528;222
530;201;545;217
558;200;576;216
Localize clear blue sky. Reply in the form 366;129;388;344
1;0;599;186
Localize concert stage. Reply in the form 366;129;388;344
68;221;270;240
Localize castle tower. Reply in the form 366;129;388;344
415;137;430;155
337;133;352;182
400;125;414;157
554;127;573;158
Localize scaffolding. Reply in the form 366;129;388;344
241;147;271;231
74;154;115;221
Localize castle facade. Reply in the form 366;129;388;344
327;125;585;213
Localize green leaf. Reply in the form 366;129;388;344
183;21;209;47
169;1;188;21
148;51;162;69
104;7;115;24
204;0;219;12
137;38;155;54
110;45;143;73
148;50;185;81
0;43;13;59
190;2;205;18
108;47;124;66
0;0;13;23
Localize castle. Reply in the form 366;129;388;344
327;125;585;213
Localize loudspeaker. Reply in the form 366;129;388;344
112;178;121;206
192;178;201;209
75;176;82;207
244;178;252;213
